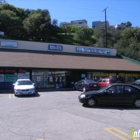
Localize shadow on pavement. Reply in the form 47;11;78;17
0;88;73;94
15;92;41;98
82;104;140;110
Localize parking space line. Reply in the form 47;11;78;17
61;92;70;95
105;127;138;140
9;94;15;98
39;93;44;97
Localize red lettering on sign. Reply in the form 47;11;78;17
19;69;26;73
5;69;16;73
0;69;4;73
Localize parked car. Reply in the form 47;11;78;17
97;78;117;88
132;79;140;87
78;83;140;108
13;79;36;96
73;79;100;92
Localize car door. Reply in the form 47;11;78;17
97;85;124;104
78;80;85;90
122;85;139;104
75;80;83;90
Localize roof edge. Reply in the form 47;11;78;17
121;55;140;66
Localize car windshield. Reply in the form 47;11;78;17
86;80;96;83
97;85;111;93
17;81;32;85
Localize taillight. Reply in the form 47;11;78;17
87;83;93;86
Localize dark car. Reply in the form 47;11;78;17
132;79;140;87
73;79;100;92
78;83;140;108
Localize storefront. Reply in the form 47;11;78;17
0;39;140;89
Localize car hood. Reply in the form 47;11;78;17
82;90;99;96
14;85;34;90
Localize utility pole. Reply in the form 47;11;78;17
102;7;108;48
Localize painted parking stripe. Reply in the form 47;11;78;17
9;94;15;98
38;93;44;97
105;127;138;140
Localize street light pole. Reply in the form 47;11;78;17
102;7;108;48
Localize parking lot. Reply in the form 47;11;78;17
0;90;140;140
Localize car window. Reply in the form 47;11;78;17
124;86;139;93
106;85;123;94
17;81;32;85
102;79;108;82
78;80;84;84
86;80;96;83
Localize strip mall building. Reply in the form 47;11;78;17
0;39;140;89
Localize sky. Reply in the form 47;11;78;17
6;0;140;28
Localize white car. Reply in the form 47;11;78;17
13;79;36;96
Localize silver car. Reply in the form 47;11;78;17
13;79;36;96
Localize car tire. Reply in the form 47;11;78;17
83;87;86;92
73;85;76;90
87;98;97;107
133;99;140;108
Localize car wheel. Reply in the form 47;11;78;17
133;99;140;108
73;85;76;90
83;87;86;92
87;98;97;107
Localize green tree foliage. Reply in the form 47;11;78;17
114;27;140;61
23;9;51;41
73;27;96;45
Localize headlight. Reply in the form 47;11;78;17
29;88;35;92
80;94;86;98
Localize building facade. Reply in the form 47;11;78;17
0;39;140;89
92;21;110;29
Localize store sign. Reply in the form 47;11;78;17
48;45;63;51
4;74;17;82
5;69;16;73
1;41;18;48
76;47;111;55
0;69;4;73
0;74;4;82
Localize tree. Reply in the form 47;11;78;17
23;9;51;41
52;19;58;26
0;9;23;38
73;27;95;45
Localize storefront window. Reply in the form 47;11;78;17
32;70;44;88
